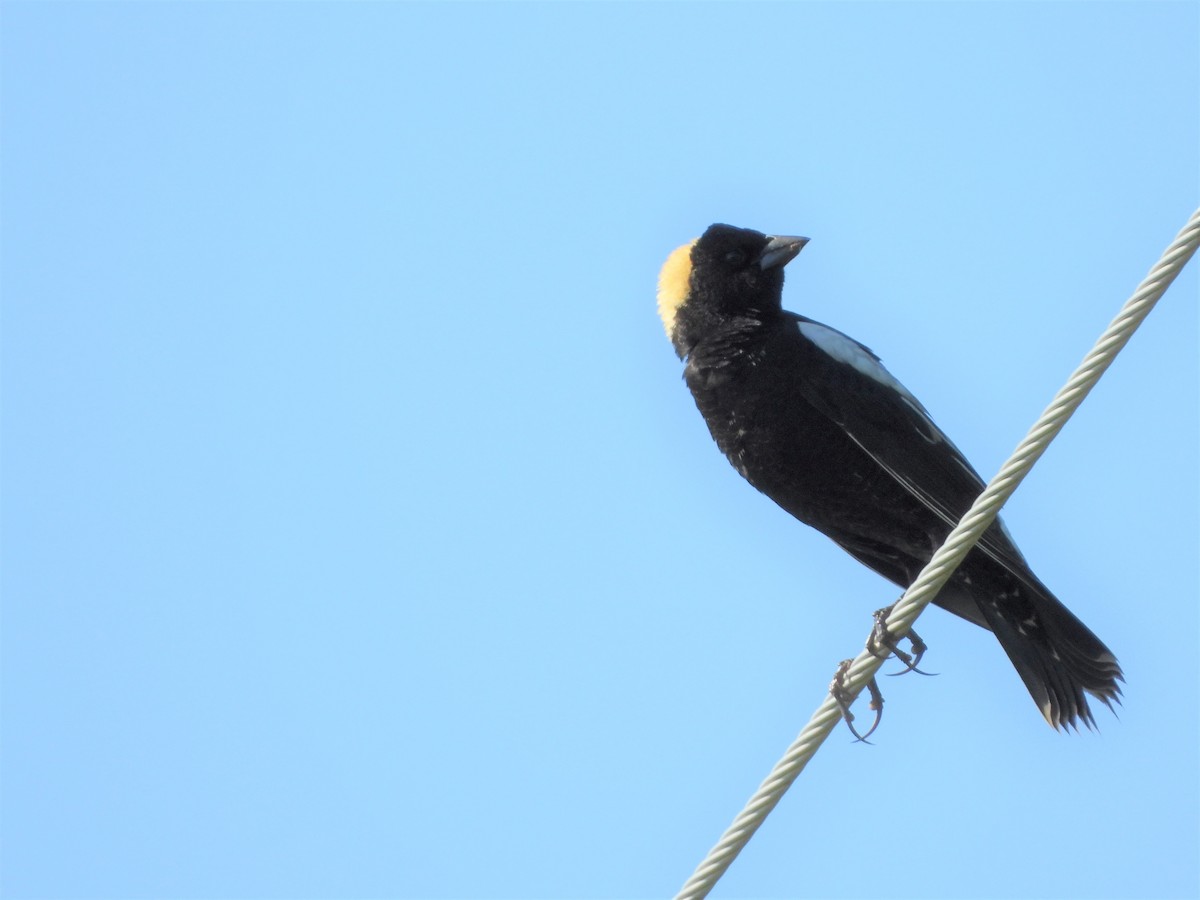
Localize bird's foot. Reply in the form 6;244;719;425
869;605;936;677
830;659;884;743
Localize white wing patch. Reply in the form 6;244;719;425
795;319;1038;581
797;320;945;445
798;321;917;402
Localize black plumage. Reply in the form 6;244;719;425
657;223;1122;730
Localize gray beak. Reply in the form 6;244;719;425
758;234;810;271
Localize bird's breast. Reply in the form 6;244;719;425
687;348;862;503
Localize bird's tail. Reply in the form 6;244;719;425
969;568;1123;730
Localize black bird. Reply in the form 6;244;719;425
657;223;1123;730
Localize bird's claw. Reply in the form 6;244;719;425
830;659;884;743
869;605;936;676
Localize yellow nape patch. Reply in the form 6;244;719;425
656;239;697;339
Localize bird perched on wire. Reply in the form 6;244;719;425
657;223;1123;731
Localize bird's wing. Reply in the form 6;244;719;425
787;314;1035;578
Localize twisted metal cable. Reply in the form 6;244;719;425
675;207;1200;900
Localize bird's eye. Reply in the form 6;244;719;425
724;249;747;266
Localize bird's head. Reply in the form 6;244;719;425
657;223;808;358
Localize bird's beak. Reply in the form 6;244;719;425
759;235;809;271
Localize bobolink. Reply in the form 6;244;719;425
658;223;1122;730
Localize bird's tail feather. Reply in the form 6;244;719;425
972;574;1123;730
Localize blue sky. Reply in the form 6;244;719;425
2;3;1197;899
